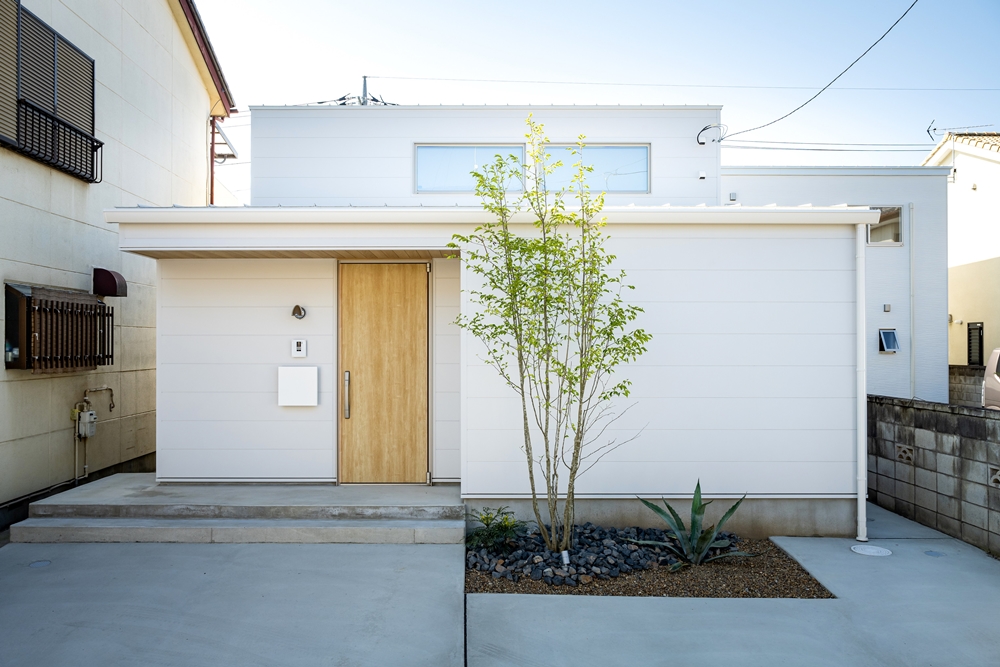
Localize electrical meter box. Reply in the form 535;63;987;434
77;410;97;439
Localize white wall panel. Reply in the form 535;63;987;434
251;106;721;207
157;259;338;480
721;169;948;402
461;223;859;498
432;258;462;480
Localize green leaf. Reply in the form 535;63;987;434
703;551;756;563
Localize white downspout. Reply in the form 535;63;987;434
856;222;868;542
909;203;916;399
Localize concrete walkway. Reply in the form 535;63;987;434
0;542;464;667
467;503;1000;666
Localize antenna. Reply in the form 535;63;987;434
362;76;368;106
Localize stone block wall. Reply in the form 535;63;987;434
949;365;985;407
868;394;1000;556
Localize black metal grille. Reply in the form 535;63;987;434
968;323;984;367
16;98;101;182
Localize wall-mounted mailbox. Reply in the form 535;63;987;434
278;366;318;406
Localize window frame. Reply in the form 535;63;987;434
863;205;904;247
878;328;900;354
544;143;651;195
413;143;526;194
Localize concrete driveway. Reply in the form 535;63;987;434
0;542;464;667
467;504;1000;666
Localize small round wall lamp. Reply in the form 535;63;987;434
292;305;307;319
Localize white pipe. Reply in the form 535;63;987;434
856;223;869;542
909;203;916;399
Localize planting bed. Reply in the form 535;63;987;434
465;524;833;598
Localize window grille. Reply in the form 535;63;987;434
0;0;102;183
4;284;113;374
968;322;984;367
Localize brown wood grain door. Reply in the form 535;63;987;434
339;263;428;483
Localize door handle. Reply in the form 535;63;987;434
343;371;350;419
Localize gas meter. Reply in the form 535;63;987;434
75;409;97;439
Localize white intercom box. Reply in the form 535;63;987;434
278;366;318;406
291;339;307;358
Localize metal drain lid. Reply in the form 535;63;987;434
851;545;892;557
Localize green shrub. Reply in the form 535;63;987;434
631;480;752;571
466;506;526;554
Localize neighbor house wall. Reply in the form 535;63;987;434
948;257;1000;366
250;105;722;208
1;0;214;505
721;168;950;403
461;222;859;506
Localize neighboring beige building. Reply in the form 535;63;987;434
0;0;233;524
923;133;1000;367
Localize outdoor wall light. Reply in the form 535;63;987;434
292;305;307;319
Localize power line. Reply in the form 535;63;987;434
720;145;929;152
366;74;996;93
725;139;935;147
724;0;921;139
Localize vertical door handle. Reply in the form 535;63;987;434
343;371;350;419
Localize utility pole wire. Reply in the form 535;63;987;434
723;0;920;140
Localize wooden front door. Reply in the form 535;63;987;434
339;263;428;483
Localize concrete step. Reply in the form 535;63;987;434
30;503;465;521
10;517;465;545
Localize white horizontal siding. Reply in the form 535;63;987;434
157;259;338;481
250;106;721;207
721;170;948;402
461;223;858;498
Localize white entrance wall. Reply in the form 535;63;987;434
155;257;462;482
157;259;338;481
462;223;859;498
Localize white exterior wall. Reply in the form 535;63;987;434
721;168;949;403
1;0;216;504
462;223;859;498
432;258;461;481
250;105;722;208
157;259;336;481
934;147;1000;268
155;256;462;482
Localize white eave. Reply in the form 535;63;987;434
106;205;879;259
105;205;878;226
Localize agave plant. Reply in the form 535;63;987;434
631;480;752;571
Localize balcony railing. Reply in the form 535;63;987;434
15;99;103;183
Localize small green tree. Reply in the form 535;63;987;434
450;117;651;551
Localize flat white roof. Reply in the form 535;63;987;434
250;104;724;111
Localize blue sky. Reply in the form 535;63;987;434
197;0;1000;200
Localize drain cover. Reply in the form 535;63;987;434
924;550;946;558
851;545;892;557
28;560;51;568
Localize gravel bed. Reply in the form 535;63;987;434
466;526;833;598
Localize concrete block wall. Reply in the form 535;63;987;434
868;394;1000;556
949;365;984;407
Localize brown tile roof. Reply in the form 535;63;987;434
947;132;1000;152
